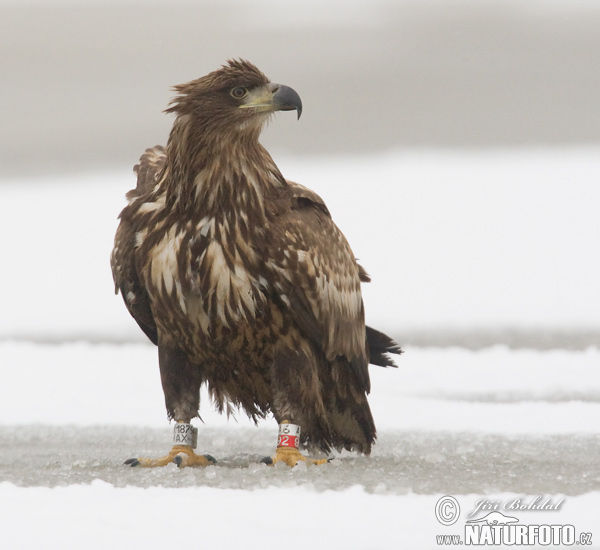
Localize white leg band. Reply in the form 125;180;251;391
173;423;198;449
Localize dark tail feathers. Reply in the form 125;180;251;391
366;325;402;368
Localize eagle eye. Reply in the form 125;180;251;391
230;87;248;99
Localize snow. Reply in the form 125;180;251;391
1;147;599;548
1;148;599;342
0;483;401;549
1;342;599;434
283;148;600;334
1;483;597;550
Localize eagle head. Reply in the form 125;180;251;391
165;59;302;136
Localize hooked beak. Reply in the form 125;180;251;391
240;82;302;119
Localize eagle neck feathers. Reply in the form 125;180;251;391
159;113;286;222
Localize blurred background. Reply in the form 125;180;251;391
1;0;599;348
3;0;600;174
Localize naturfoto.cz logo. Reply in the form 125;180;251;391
434;495;593;546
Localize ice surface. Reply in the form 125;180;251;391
2;426;600;496
1;343;599;495
1;427;599;549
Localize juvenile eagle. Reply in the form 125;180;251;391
111;59;400;467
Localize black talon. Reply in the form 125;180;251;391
260;456;273;465
204;454;217;464
173;455;183;467
327;457;335;463
124;458;140;467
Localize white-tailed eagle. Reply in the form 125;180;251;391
111;59;400;467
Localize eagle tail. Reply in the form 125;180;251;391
366;325;402;368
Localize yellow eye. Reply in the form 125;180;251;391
231;87;248;99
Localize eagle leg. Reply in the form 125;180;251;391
125;422;216;468
260;420;330;467
123;346;217;467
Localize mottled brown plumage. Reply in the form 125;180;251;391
111;59;400;458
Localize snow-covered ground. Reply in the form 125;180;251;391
1;148;599;548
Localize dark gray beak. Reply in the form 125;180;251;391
272;84;303;119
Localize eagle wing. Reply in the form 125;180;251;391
267;181;370;391
131;145;167;195
110;146;166;345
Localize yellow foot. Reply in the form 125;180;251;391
125;445;217;468
261;446;331;467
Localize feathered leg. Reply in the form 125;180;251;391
263;345;377;466
125;344;216;468
262;346;330;466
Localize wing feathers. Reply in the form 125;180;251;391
111;147;167;345
267;181;370;390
